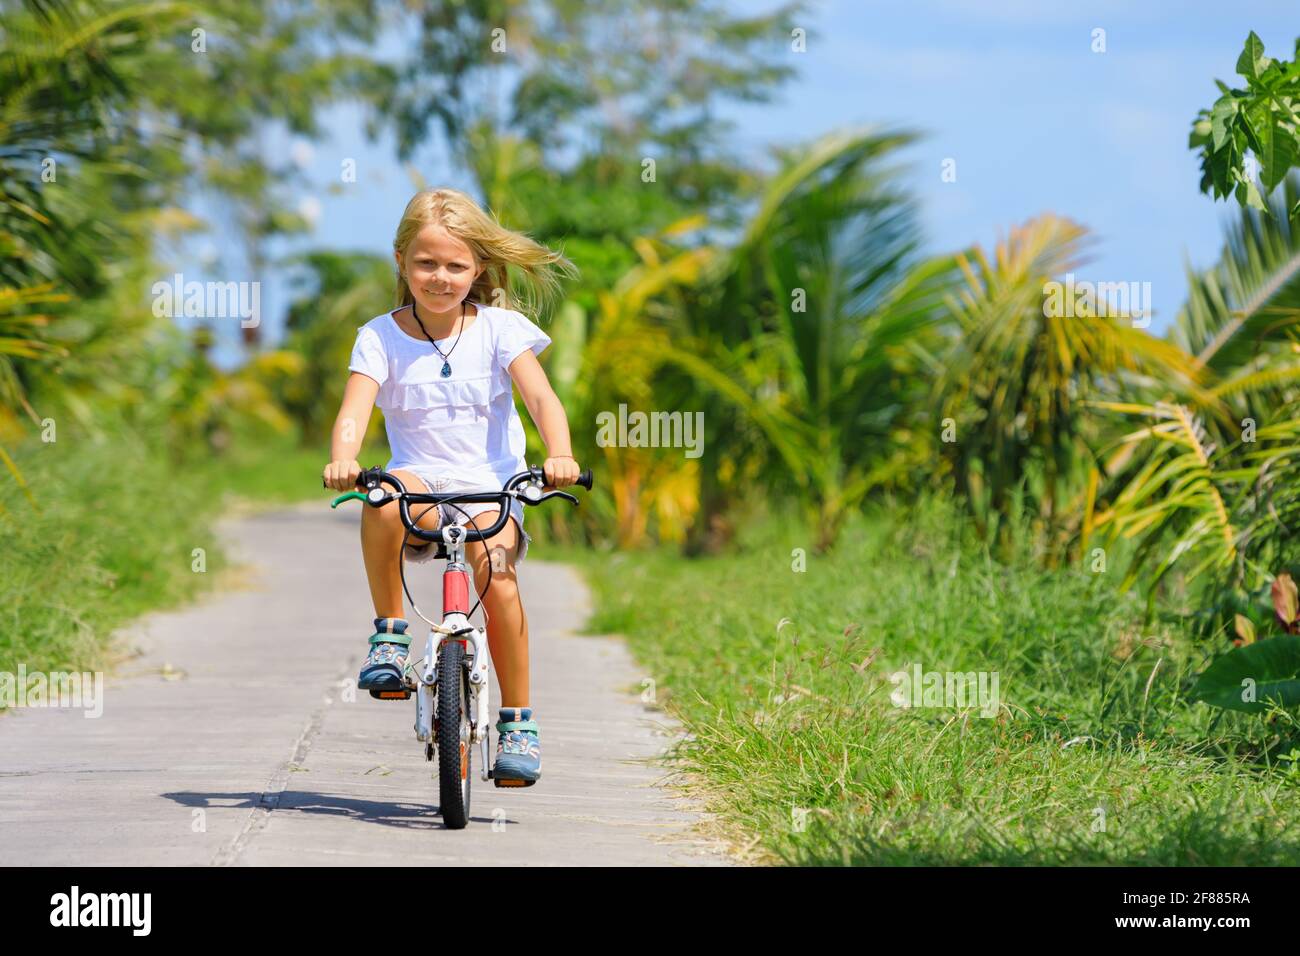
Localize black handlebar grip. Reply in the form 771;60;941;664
577;468;592;490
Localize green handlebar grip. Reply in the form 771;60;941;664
330;491;368;508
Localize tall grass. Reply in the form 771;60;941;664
571;492;1300;865
0;421;384;687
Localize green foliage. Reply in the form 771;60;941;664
573;497;1300;865
931;216;1200;561
1094;179;1300;603
1189;32;1300;218
1089;400;1300;599
0;417;322;685
0;0;183;480
1173;177;1300;383
660;127;961;551
1190;635;1300;713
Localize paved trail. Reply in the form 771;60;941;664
0;501;734;866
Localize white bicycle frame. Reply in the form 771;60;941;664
411;522;494;780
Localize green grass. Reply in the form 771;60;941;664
0;420;388;689
567;493;1300;865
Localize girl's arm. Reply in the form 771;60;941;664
323;372;380;490
508;351;580;488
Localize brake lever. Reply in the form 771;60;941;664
532;489;579;506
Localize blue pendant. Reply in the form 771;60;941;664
440;361;451;377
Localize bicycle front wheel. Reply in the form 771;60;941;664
435;639;472;828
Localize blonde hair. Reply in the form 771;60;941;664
392;187;577;321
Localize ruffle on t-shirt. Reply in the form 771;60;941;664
488;368;516;404
383;372;495;414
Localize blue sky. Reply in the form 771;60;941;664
196;0;1297;367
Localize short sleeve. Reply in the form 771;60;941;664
495;310;552;371
348;326;388;386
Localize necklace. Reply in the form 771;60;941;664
409;300;467;378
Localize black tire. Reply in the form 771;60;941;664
436;640;472;828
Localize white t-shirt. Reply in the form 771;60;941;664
347;300;552;487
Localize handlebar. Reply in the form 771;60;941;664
323;465;593;545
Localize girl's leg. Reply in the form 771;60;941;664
359;468;443;618
462;510;528;708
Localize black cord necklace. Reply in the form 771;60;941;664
410;300;467;378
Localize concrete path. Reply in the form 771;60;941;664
0;500;735;866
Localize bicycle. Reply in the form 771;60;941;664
326;463;592;829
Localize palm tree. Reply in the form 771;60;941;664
657;126;962;552
928;214;1207;561
0;0;196;493
552;235;716;549
1089;178;1300;603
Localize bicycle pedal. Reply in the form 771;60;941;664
493;777;535;788
369;688;412;701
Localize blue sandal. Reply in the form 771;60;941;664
493;707;541;785
358;618;413;699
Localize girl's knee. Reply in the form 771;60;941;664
362;491;440;536
486;540;518;573
364;499;424;531
472;538;520;593
483;571;520;603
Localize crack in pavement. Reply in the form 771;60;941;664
210;656;353;866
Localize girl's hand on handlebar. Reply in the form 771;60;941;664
542;455;581;490
323;458;363;491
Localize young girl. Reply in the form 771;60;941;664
322;187;580;785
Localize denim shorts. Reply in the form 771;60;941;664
398;470;530;565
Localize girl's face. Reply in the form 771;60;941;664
397;225;484;315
